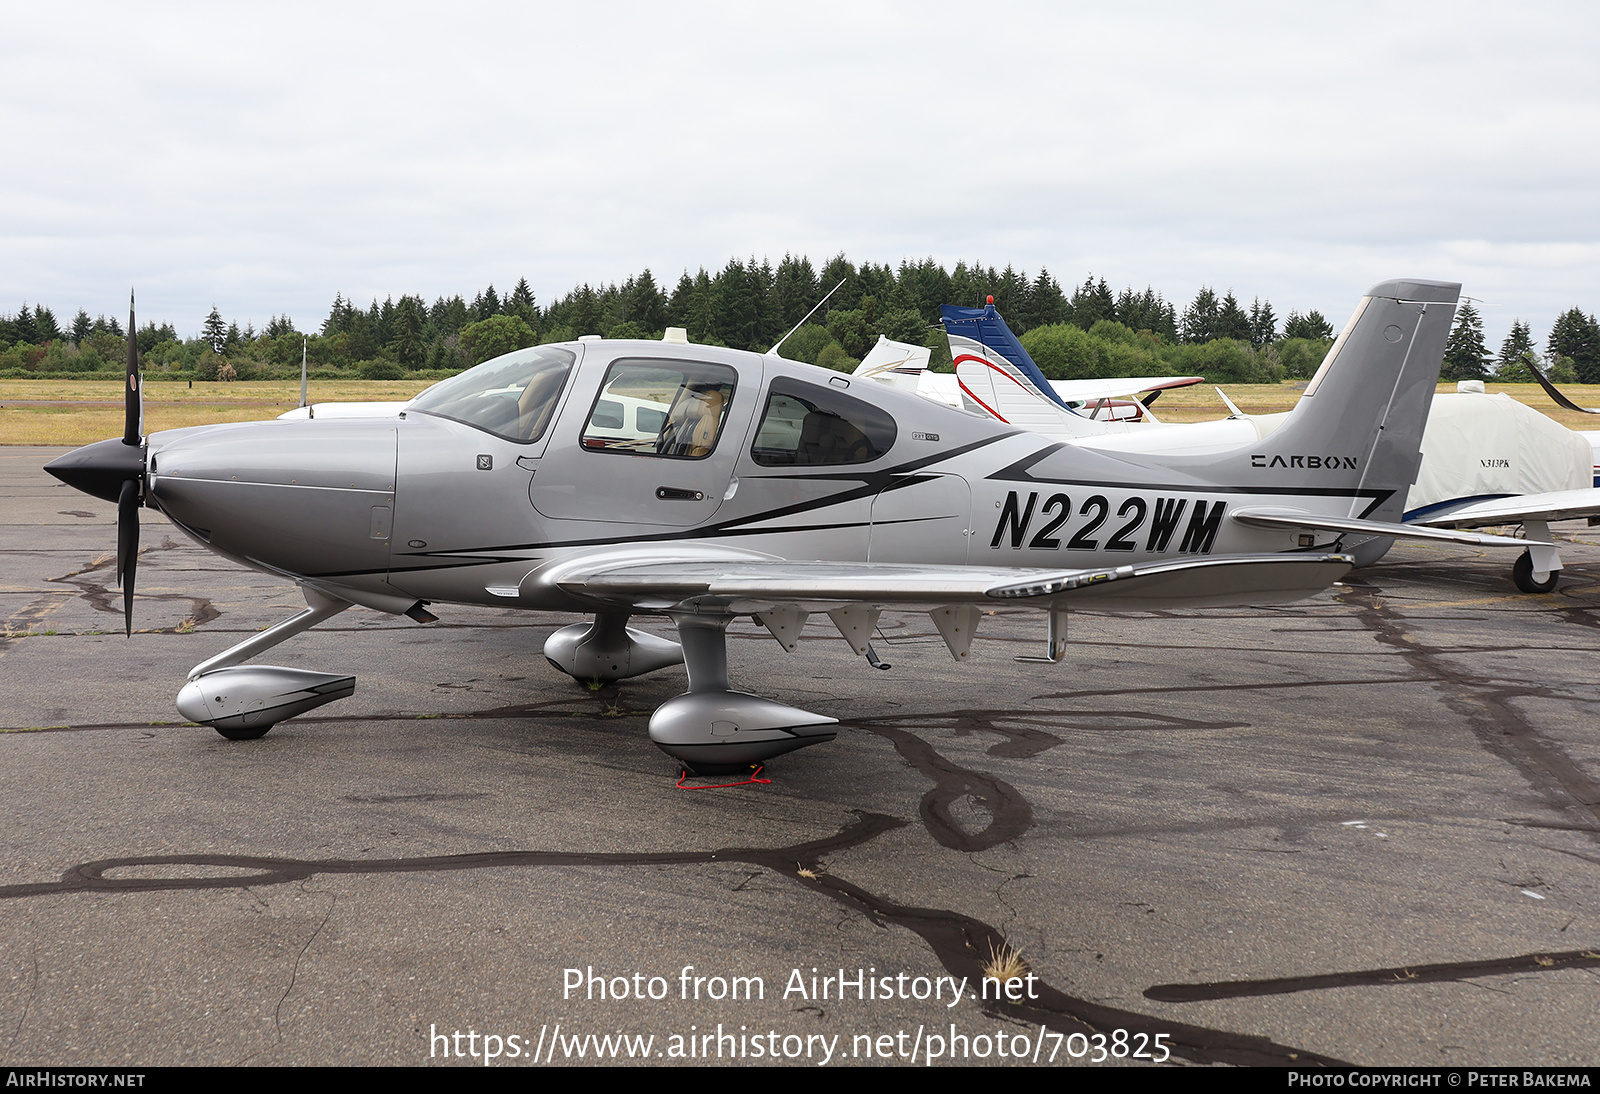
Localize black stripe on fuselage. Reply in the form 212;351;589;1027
343;433;1016;579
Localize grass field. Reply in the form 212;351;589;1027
0;379;436;446
3;377;1598;446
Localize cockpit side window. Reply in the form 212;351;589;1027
406;346;575;443
750;378;897;466
580;359;737;460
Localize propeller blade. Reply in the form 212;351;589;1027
124;289;141;446
1525;356;1600;414
117;478;140;636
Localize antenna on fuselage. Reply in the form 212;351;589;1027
299;337;308;411
767;279;846;356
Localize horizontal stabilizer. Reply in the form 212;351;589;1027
1231;506;1547;549
1410;488;1600;529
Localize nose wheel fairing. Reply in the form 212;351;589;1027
177;666;355;737
176;587;360;739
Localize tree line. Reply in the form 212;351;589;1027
1440;302;1600;385
4;255;1596;386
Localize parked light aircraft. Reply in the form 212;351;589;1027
48;280;1525;771
850;333;1202;421
936;301;1594;593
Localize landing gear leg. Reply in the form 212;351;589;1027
648;614;837;774
176;586;358;739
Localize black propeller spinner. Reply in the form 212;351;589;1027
44;291;145;635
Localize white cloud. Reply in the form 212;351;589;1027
3;1;1598;346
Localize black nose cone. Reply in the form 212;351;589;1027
44;438;145;504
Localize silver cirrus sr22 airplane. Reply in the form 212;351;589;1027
46;278;1537;773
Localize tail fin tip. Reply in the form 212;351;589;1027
1365;279;1460;303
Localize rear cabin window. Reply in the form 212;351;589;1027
580;359;737;459
750;379;897;466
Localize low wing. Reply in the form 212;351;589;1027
1409;488;1600;529
553;552;1353;613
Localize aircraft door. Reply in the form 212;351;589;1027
869;473;973;564
532;354;754;527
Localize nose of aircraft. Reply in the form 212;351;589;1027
44;437;145;504
140;418;399;582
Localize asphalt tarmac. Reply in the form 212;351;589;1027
2;445;1598;1067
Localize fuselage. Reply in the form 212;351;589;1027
143;338;1377;618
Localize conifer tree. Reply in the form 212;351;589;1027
506;278;539;326
1215;291;1250;341
472;285;501;322
430;295;470;337
203;306;228;354
34;306;61;342
1440;301;1489;382
1067;276;1113;331
1248;298;1276;347
1549;307;1600;384
711;258;763;350
1181;288;1219;343
772;255;821;331
1493;319;1536;381
629;269;667;334
1282;310;1333;341
390;296;427;367
819;254;860;312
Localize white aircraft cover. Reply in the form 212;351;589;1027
1407;392;1591;513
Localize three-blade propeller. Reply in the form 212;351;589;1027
117;291;144;635
43;292;145;635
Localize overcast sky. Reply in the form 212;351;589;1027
5;1;1598;348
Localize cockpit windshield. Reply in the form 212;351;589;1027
406;346;576;443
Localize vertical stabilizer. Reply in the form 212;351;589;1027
941;304;1071;410
1248;279;1459;520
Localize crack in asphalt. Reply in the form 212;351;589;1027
9;548;1600;1065
275;885;337;1044
0;810;1340;1066
1133;571;1600;1014
1146;948;1600;1002
44;538;219;633
1335;578;1600;838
